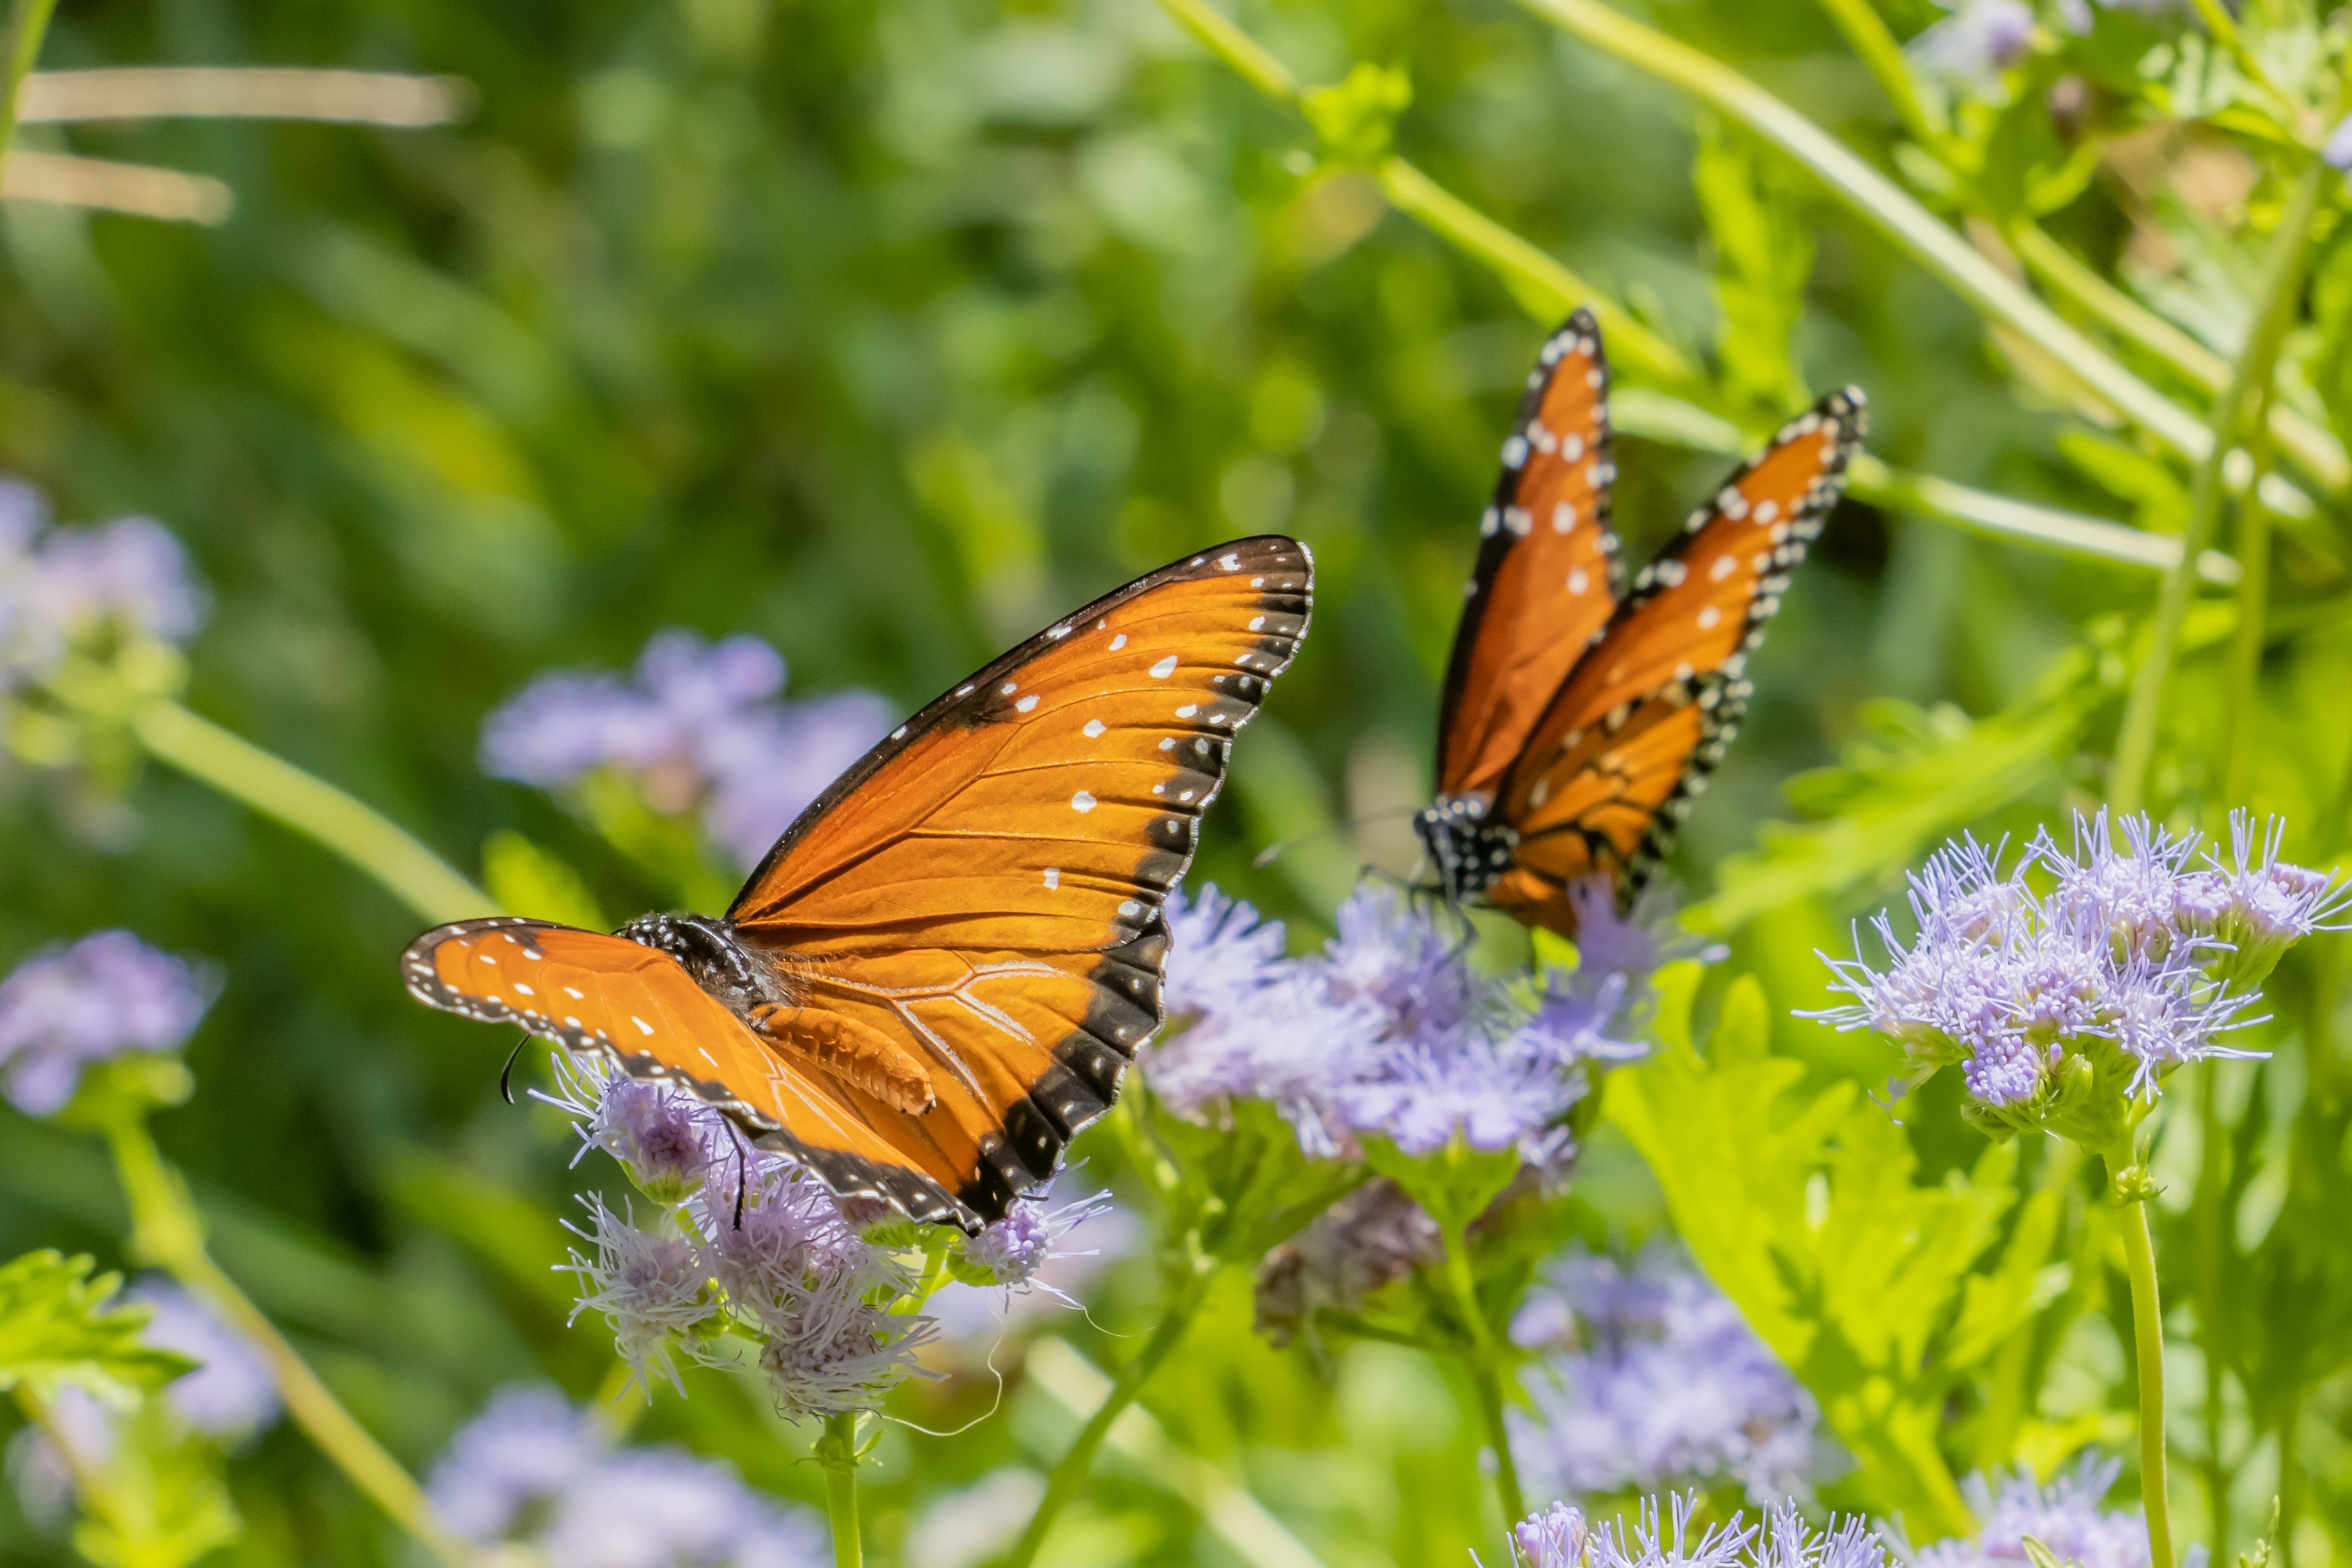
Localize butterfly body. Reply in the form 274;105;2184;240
1429;309;1864;939
404;538;1314;1232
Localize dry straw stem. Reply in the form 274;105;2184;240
2;150;232;222
17;67;472;126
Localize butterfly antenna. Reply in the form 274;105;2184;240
732;1138;749;1231
1251;807;1426;869
498;1037;528;1106
884;1324;1010;1438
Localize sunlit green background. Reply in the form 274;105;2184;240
7;0;2352;1561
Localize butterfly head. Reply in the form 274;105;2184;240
1416;794;1518;905
616;911;775;1012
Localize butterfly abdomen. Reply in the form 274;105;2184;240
750;1003;935;1114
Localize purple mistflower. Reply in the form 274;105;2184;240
1909;0;2037;90
960;1185;1117;1297
544;1053;734;1207
125;1279;279;1441
1812;812;2323;1139
0;931;214;1115
2327;114;2352;173
928;1193;1139;1342
1509;1247;1834;1504
562;1197;722;1392
1254;1176;1444;1345
1153;882;1641;1164
426;1385;612;1542
426;1386;826;1567
0;485;205;690
1915;1457;2149;1568
479;629;893;871
1493;1497;1891;1568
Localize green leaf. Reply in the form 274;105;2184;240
1301;64;1412;166
482;828;609;929
1602;1012;2033;1540
1693;113;1814;416
66;1401;242;1568
1359;1134;1523;1238
1690;649;2110;934
0;1252;190;1408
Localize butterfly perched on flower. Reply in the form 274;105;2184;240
1415;309;1864;938
403;539;1313;1232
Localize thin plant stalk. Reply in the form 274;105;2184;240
0;0;57;166
129;699;494;925
815;1413;863;1568
2111;157;2330;813
1003;1268;1213;1568
1512;0;2228;475
2107;1142;2176;1568
1808;0;1945;148
2192;1068;2232;1553
99;1109;487;1568
1439;1220;1525;1528
2222;394;2281;805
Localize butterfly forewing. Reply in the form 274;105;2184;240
729;535;1313;1220
1488;388;1864;935
1436;308;1622;800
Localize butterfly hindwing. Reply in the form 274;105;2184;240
1484;388;1864;935
1436;308;1622;800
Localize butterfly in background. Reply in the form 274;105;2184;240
1415;308;1865;938
402;538;1314;1232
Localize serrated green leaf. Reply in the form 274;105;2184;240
0;1252;191;1408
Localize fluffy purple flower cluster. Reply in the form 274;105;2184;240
1509;1247;1831;1504
1494;1495;1889;1568
1152;880;1662;1165
0;479;204;690
1916;1457;2149;1568
0;931;214;1115
480;630;894;870
544;1056;1106;1417
426;1385;825;1568
1909;0;2037;90
1817;812;2341;1140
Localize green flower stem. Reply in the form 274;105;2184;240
100;1111;487;1568
127;698;495;925
0;0;57;167
2005;225;2350;497
2221;403;2279;806
2191;1067;2232;1555
1808;0;1945;148
815;1413;863;1568
1512;0;2225;475
1373;157;1703;395
1439;1220;1524;1530
2110;156;2330;813
1003;1266;1212;1568
2105;1145;2175;1568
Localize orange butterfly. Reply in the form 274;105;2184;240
1416;309;1864;937
403;538;1314;1232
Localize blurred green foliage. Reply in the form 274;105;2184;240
7;0;2352;1562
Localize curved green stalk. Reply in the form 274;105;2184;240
1003;1269;1211;1568
1440;1221;1524;1529
101;1112;487;1568
2106;1144;2175;1568
1512;0;2228;475
0;0;57;167
815;1413;863;1568
1808;0;1944;148
2111;158;2330;813
126;700;494;924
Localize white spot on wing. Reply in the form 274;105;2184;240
1149;654;1179;678
1083;719;1106;737
1044;867;1061;890
1071;791;1098;813
1015;694;1039;713
633;1015;655;1036
1110;633;1127;650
